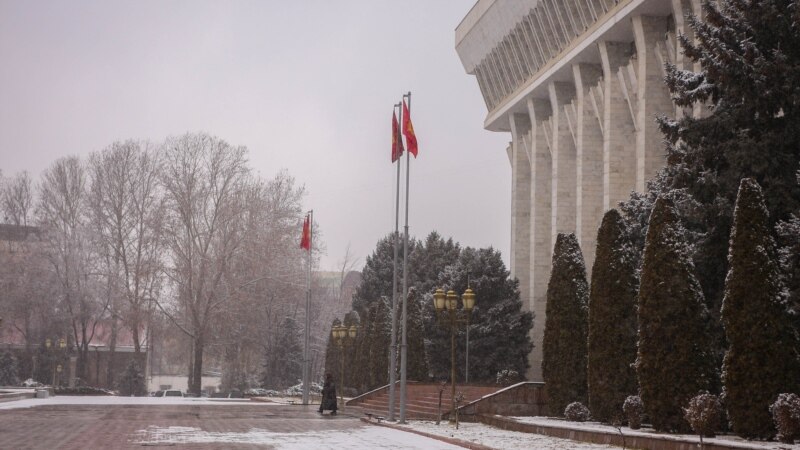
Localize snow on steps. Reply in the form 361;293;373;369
346;382;501;420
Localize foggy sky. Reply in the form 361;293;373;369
0;0;511;272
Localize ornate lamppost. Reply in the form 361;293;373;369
432;287;476;421
331;324;358;408
44;338;67;386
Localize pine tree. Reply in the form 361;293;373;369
542;233;589;416
366;297;391;390
637;197;715;432
406;288;429;381
588;210;638;423
351;234;418;317
340;311;361;393
428;247;533;382
0;352;19;386
621;0;800;392
776;169;800;328
321;318;341;387
411;231;461;295
277;316;303;388
117;360;145;396
722;178;800;438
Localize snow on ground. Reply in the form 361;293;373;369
134;425;462;449
511;417;800;450
398;420;622;449
0;395;276;410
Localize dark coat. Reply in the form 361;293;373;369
321;380;337;410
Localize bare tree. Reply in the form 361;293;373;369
159;133;252;395
2;171;34;226
37;156;107;381
88;141;164;355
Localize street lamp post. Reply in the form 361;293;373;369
331;324;358;410
432;287;476;422
46;338;67;386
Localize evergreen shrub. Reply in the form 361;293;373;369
770;393;800;444
683;392;722;438
637;197;714;432
542;233;589;416
623;395;644;430
565;402;591;422
721;178;800;439
588;209;638;423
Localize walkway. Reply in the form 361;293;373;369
0;397;462;449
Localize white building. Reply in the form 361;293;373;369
456;0;702;381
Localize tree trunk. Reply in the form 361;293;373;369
107;315;118;388
191;335;204;395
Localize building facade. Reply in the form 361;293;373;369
456;0;702;381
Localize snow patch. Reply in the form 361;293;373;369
399;420;619;450
134;425;462;449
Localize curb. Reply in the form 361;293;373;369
359;417;495;450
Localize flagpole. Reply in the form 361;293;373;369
389;102;401;421
399;91;411;424
302;210;313;405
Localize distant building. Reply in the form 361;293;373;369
456;0;701;380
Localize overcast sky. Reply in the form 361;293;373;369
0;0;511;272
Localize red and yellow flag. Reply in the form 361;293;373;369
392;110;404;162
300;215;311;250
402;99;418;157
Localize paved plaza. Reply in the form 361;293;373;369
0;398;461;449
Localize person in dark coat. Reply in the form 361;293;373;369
319;373;338;415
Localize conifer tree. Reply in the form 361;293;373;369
429;247;532;382
406;288;429;381
321;318;341;387
351;234;418;317
366;297;390;390
338;311;360;393
588;210;638;423
637;198;714;432
0;352;19;386
722;178;800;438
542;233;589;416
262;316;303;389
622;0;800;385
117;360;146;396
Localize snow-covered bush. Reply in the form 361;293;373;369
564;402;591;422
623;395;644;429
22;378;43;388
770;393;800;443
683;392;721;438
495;369;521;386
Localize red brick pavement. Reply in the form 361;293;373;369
0;403;367;450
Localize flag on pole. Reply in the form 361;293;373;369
402;99;418;157
300;215;311;250
392;110;405;162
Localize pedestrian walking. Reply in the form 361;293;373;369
318;373;338;415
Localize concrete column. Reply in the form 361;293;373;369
572;63;604;275
548;81;577;244
633;15;672;192
509;113;532;316
599;41;637;210
527;97;552;382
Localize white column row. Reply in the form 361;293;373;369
505;2;698;380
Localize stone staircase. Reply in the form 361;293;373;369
346;382;501;420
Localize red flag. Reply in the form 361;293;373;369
300;215;311;250
392;110;404;162
402;99;418;157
